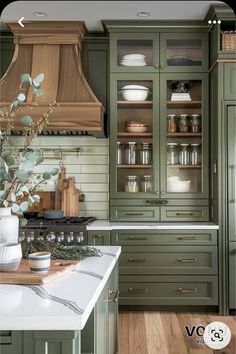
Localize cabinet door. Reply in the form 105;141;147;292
224;63;236;100
110;73;159;199
229;242;236;310
227;105;236;241
0;331;22;354
110;33;159;72
160;73;209;200
95;283;109;354
88;230;110;245
160;32;208;72
108;265;119;354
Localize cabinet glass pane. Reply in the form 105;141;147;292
165;79;203;194
116;80;154;193
166;39;202;66
117;40;153;67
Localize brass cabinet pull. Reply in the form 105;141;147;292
125;212;144;216
128;287;148;293
178;288;198;293
175;212;194;216
154;64;160;69
127;237;147;240
178;258;198;263
93;233;102;239
128;258;146;263
109;289;119;303
177;236;197;240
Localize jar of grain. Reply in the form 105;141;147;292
167;114;177;133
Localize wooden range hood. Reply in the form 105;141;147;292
0;22;105;135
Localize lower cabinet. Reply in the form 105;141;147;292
111;229;218;306
0;331;22;354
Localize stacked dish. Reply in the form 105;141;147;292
121;54;147;66
121;85;149;101
125;121;148;133
167;176;191;192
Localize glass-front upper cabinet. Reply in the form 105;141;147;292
160;33;208;72
160;73;208;198
110;73;159;198
110;33;159;72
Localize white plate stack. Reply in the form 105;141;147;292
171;92;191;101
121;54;147;66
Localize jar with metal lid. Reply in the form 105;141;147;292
167;143;179;165
141;175;152;192
191;114;201;133
124;142;137;165
179;143;190;165
139;143;152;165
117;142;123;165
167;114;177;133
124;176;139;193
178;114;189;133
190;144;201;165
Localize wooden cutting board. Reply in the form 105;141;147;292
61;177;80;216
0;259;80;285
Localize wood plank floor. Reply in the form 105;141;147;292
118;312;236;354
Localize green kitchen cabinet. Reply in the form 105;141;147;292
82;36;109;111
229;243;236;310
106;22;210;221
111;229;218;306
88;230;110;245
0;34;14;78
0;331;22;354
224;63;236;100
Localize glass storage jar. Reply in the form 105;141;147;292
167;114;177;133
190;144;201;165
124;142;137;165
117;142;123;165
124;176;139;192
139;143;152;165
167;143;179;165
141;175;152;192
178;114;189;133
191;114;201;133
179;143;190;165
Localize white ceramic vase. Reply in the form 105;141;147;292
0;207;19;244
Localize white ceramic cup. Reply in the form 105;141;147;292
28;252;51;273
0;243;22;271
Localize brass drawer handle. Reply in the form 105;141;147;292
125;212;144;216
127;237;147;240
178;288;198;293
175;212;194;216
128;258;146;263
178;258;198;263
177;236;197;240
109;289;119;303
128;287;148;293
93;233;102;239
113;290;119;303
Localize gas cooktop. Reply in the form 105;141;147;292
23;216;96;227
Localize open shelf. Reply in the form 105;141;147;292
167;100;202;108
118;132;153;137
117;100;153;108
167;133;201;137
117;165;152;168
167;164;202;169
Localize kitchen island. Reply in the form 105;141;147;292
0;246;121;354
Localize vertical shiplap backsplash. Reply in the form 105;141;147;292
11;136;109;219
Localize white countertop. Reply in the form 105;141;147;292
87;220;219;230
0;246;121;331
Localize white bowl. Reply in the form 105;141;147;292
29;252;51;273
0;243;22;271
167;179;191;192
122;85;149;90
122;89;149;101
126;126;148;133
122;54;146;60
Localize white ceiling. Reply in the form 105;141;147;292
1;1;224;31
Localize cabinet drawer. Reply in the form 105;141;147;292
224;63;236;100
161;206;209;221
119;246;217;275
111;230;217;245
110;206;159;221
119;275;218;305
